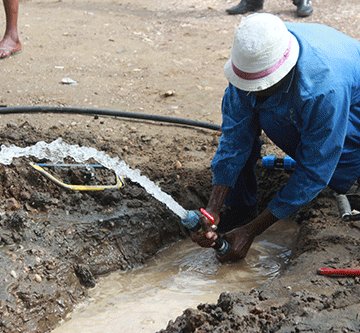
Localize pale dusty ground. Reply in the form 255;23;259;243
1;0;359;168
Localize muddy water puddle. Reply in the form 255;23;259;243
52;219;299;333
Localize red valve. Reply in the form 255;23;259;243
200;208;215;224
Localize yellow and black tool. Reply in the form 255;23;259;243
30;162;124;191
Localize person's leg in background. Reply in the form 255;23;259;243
226;0;264;15
226;0;313;17
0;0;22;59
293;0;313;17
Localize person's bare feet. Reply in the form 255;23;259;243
0;36;22;59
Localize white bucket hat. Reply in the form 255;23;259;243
224;13;299;92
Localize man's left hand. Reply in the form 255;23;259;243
216;207;279;263
216;226;255;263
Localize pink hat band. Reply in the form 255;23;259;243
231;38;292;81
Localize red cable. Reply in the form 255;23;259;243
317;268;360;276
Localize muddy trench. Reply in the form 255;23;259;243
0;121;360;333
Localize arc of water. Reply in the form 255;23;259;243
0;138;188;219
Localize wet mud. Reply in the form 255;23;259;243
1;122;360;333
0;122;190;332
159;190;360;333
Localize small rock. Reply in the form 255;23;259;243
5;198;21;211
351;221;360;230
1;234;14;245
74;264;96;288
61;77;78;85
19;191;31;201
10;270;17;279
6;210;29;230
141;136;152;143
164;90;175;97
251;306;265;315
6;121;18;129
29;192;53;209
24;203;34;212
34;274;42;283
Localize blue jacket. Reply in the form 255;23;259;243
211;23;360;219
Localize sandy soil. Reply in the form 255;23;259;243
0;0;360;332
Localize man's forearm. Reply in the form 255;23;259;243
244;206;279;237
206;184;230;215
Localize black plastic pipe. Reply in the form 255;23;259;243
0;106;221;131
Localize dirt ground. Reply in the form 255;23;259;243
0;0;360;332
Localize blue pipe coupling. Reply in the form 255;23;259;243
262;155;296;171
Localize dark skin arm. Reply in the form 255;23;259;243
190;185;229;247
216;206;278;262
192;184;279;262
192;76;290;259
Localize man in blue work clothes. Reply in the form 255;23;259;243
193;13;360;262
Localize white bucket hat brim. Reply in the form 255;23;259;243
224;14;300;92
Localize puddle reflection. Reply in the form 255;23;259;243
52;219;299;333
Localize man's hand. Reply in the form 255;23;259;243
190;212;219;247
190;230;217;248
216;226;255;262
217;207;279;262
191;184;230;248
191;209;220;248
201;209;220;236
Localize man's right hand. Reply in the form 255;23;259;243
190;208;220;248
201;209;220;237
200;184;230;243
190;230;217;248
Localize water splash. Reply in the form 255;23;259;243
0;138;188;219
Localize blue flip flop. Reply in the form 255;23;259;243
0;48;22;60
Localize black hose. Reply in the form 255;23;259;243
0;106;221;131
